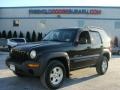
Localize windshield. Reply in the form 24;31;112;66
42;29;77;42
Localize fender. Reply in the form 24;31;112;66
38;52;70;77
102;49;111;60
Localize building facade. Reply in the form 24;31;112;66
0;6;120;44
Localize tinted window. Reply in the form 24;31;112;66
11;39;25;42
43;29;77;42
79;31;91;44
90;31;102;45
98;30;110;42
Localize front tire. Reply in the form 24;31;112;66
40;60;66;89
96;56;108;75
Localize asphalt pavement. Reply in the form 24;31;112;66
0;52;120;90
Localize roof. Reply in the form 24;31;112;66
56;26;104;32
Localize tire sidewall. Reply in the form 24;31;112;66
45;61;66;89
96;56;108;75
101;57;108;74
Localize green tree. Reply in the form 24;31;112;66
13;31;17;38
19;31;24;38
7;31;12;38
26;31;31;42
2;30;7;38
32;30;36;42
38;32;42;41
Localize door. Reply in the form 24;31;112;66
70;31;93;70
70;31;100;69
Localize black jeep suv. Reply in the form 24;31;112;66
6;27;111;89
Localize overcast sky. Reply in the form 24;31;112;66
1;0;120;7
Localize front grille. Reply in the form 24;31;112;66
10;49;29;63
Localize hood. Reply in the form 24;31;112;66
14;41;72;52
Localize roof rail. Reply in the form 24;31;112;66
84;26;104;30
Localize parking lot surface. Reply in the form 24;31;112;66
0;52;120;90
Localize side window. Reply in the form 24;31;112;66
99;30;110;42
79;31;91;44
89;31;102;45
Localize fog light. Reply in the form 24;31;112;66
27;64;40;68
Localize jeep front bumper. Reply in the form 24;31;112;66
6;57;43;76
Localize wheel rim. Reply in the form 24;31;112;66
50;66;63;85
102;59;108;73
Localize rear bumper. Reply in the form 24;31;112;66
6;57;43;76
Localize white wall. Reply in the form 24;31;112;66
0;18;117;37
0;19;79;34
0;6;120;44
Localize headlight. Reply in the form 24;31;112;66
30;50;36;59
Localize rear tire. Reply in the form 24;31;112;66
40;60;66;89
96;56;108;75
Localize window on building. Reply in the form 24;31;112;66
115;21;120;29
13;20;19;27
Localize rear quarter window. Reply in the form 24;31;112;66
98;30;111;47
89;31;102;45
99;30;110;42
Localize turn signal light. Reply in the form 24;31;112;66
27;64;40;68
